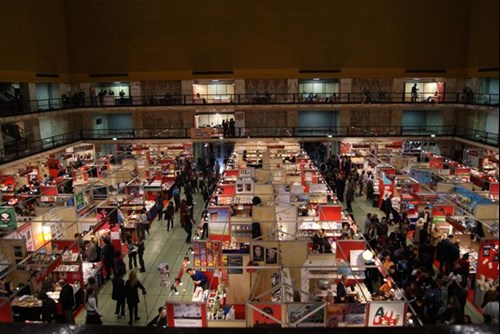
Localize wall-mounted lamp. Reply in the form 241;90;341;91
42;225;52;241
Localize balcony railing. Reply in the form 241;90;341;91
0;91;498;116
0;126;497;165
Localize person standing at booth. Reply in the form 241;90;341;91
101;238;115;281
336;275;348;303
186;268;209;290
59;280;75;324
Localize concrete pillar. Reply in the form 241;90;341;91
234;79;245;103
181;80;193;103
130;81;141;105
392;78;405;102
19;83;37;112
340;78;352;102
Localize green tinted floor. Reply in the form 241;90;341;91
75;193;206;326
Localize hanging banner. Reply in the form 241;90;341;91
366;301;406;327
18;223;35;252
287;303;326;327
251;303;282;327
236;180;254;194
326;303;366;327
239;168;255;178
166;302;207;327
0;207;17;230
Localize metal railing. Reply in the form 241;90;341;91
0;91;498;116
1;126;497;166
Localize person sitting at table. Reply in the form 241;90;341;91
312;230;325;253
186;268;209;290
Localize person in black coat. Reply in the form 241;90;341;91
137;237;146;272
183;211;195;243
446;240;461;274
336;275;349;303
335;175;346;202
112;273;126;318
379;194;393;220
38;292;56;323
58;280;75;324
125;270;147;325
101;238;115;280
155;194;164;221
163;201;175;231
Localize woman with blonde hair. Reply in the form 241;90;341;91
84;287;102;325
125;270;147;325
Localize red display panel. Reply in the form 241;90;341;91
490;183;499;194
0;298;14;323
47;157;61;178
251;303;282;327
218;184;235;196
318;205;342;221
429;156;444;168
454;167;471;175
432;205;454;217
336;240;366;262
224;170;239;177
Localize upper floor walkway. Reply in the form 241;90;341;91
1;125;497;166
1;91;498;118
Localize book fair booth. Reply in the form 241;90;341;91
0;138;498;327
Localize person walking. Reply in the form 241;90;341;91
125;270;147;326
183;211;195;244
172;186;181;212
411;83;419;102
156;193;164;222
125;234;138;270
164;201;175;231
137;237;146;272
84;287;102;325
112;273;126;319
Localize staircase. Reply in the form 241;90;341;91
2;123;27;157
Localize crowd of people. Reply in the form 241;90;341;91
307;144;499;325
